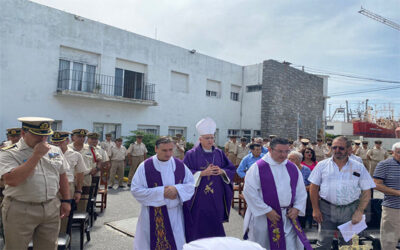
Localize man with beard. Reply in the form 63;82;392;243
308;136;375;249
183;117;236;242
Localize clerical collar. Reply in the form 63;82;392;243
204;148;212;153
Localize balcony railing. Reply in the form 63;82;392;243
57;69;155;102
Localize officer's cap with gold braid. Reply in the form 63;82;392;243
71;129;89;136
87;132;100;139
50;131;70;142
18;117;54;136
6;128;21;136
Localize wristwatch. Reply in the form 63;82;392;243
60;199;73;204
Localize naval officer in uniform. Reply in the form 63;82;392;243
0;117;71;250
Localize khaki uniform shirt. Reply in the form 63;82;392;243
100;140;116;157
237;145;249;159
323;144;332;158
64;148;87;183
110;146;127;161
173;140;185;158
367;147;388;162
313;144;325;159
2;141;12;147
0;138;68;202
97;146;109;162
68;144;102;175
224;141;238;155
127;142;147;157
355;147;369;160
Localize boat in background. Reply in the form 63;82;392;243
353;120;396;138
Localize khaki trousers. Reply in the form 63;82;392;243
128;155;144;183
362;159;370;171
228;152;237;166
380;206;400;250
235;157;243;166
369;160;379;176
60;182;75;234
109;160;125;186
2;197;60;250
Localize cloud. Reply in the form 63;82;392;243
30;0;400;107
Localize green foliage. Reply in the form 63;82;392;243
185;142;194;152
325;133;337;139
124;131;159;157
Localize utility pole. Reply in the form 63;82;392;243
346;100;349;122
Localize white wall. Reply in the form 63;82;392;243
0;0;262;145
241;63;263;132
325;121;353;136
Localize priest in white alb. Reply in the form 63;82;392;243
243;137;312;250
131;136;195;250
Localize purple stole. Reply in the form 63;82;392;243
144;157;185;250
256;159;312;250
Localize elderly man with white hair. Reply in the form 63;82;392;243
373;142;400;250
183;117;236;242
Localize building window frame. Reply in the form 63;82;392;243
93;122;121;141
168;126;187;138
137;125;160;136
246;84;262;92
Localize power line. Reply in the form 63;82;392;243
290;64;400;84
330;85;400;96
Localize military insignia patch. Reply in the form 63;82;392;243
39;122;49;130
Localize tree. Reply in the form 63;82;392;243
124;131;159;156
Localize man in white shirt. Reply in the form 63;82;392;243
243;138;311;250
308;136;376;249
131;136;195;250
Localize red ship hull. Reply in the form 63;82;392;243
353;121;396;138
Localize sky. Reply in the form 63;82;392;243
31;0;400;120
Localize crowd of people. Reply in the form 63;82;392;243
0;116;399;250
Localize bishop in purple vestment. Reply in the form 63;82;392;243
183;117;236;242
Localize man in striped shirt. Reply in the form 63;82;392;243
373;142;400;250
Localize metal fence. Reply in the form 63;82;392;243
57;69;155;101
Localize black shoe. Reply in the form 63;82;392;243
108;186;113;189
118;185;125;188
127;184;131;187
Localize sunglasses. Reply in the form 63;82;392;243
375;142;382;144
332;146;345;150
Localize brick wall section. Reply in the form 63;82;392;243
261;60;324;141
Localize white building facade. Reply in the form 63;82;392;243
0;0;326;145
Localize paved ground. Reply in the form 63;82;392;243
70;185;244;249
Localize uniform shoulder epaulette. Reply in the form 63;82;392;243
1;144;17;151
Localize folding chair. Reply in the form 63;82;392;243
96;169;109;213
231;174;243;208
72;184;96;250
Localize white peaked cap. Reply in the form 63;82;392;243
196;117;216;136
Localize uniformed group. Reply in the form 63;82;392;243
224;134;392;177
0;116;396;250
0;117;186;250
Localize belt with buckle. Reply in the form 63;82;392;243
320;198;357;208
7;196;54;205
